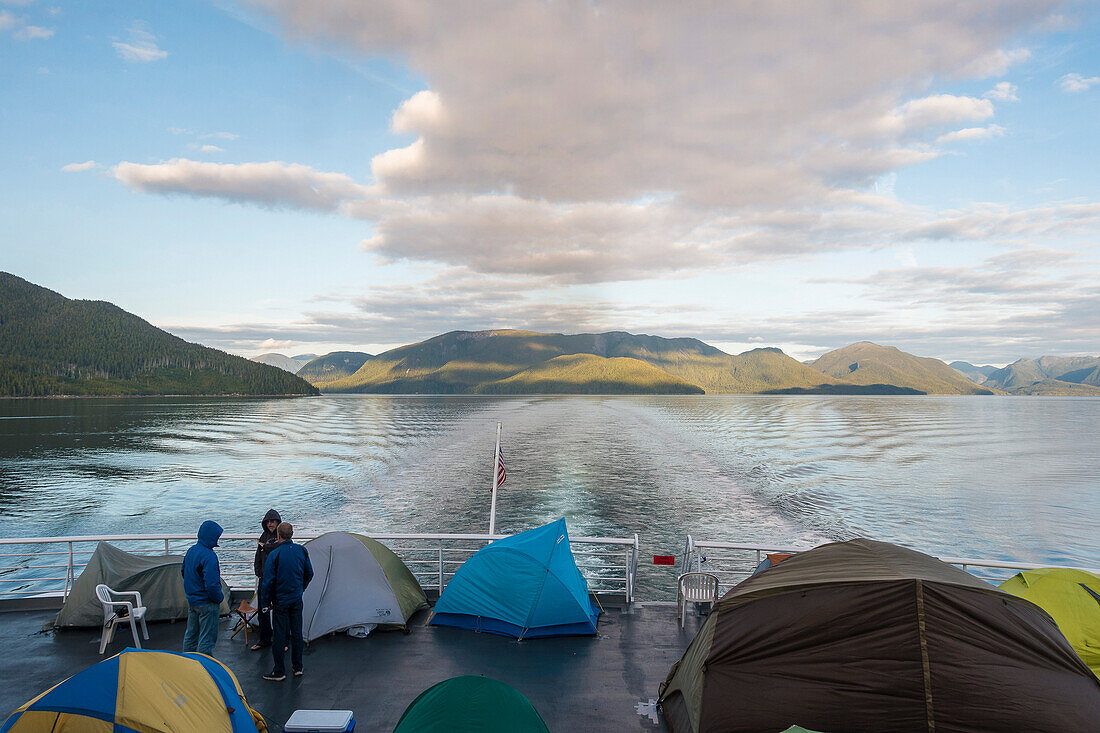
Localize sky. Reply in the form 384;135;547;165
3;1;1100;365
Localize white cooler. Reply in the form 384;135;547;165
283;709;355;733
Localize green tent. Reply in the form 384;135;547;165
302;532;427;640
999;567;1100;678
393;676;549;733
52;541;230;627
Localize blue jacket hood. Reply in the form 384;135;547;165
197;520;223;548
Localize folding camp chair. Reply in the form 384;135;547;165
230;600;258;646
677;573;719;628
95;584;149;654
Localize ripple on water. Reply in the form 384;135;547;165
0;395;1097;598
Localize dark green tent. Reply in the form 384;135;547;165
659;538;1100;733
53;542;230;627
393;676;548;733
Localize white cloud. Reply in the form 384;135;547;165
113;21;167;63
112;159;375;212
983;81;1019;101
108;3;1092;285
1058;73;1100;93
885;95;994;134
198;144;224;153
244;2;1050;203
936;125;1006;144
0;9;52;39
956;47;1030;78
391;90;445;135
15;23;51;39
258;338;294;349
61;160;99;172
201;131;240;140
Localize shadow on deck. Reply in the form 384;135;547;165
1;604;705;731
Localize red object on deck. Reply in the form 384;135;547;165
653;555;675;565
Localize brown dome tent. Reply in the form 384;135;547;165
658;538;1100;733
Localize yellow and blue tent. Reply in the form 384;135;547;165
1;647;267;732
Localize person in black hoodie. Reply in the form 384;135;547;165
251;509;281;650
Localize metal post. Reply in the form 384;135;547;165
488;421;502;535
65;541;73;600
437;539;444;594
164;538;170;555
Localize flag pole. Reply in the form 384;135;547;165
488;421;502;536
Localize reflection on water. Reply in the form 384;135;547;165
1;395;1097;598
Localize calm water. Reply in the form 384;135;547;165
1;395;1097;598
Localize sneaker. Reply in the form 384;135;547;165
262;672;285;681
293;670;304;677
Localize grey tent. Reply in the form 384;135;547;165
659;538;1100;733
302;532;428;641
53;542;230;627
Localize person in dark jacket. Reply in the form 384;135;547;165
260;522;313;680
182;520;223;656
251;509;281;650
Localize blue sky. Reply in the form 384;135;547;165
3;1;1099;364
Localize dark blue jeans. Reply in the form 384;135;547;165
271;599;304;676
183;602;220;656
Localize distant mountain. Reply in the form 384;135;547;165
949;361;999;385
312;330;852;395
474;354;704;394
983;356;1100;395
811;342;995;395
251;353;318;374
297;351;373;383
0;273;318;397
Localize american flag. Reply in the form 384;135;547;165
493;445;507;491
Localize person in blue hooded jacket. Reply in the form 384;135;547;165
182;520;224;656
260;522;313;680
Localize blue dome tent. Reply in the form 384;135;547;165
428;518;600;639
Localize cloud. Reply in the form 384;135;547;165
885;94;995;133
165;247;1100;365
61;160;99;172
112;159;374;211
956;47;1030;78
198;144;224;153
1058;73;1100;93
983;81;1019;101
201;131;240;140
0;9;52;39
257;338;294;350
113;21;167;62
794;249;1100;361
936;124;1005;144
107;3;1091;286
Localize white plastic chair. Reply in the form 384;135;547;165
677;573;719;628
95;584;149;654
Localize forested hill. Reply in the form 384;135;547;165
0;273;318;397
315;329;844;394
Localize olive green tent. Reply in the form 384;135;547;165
301;532;427;640
393;676;548;733
999;567;1100;678
659;538;1100;733
53;542;230;628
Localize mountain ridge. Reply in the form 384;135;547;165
0;273;318;397
811;342;996;395
307;330;1011;395
982;355;1100;395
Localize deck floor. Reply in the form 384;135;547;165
1;604;703;731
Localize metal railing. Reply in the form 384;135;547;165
681;536;1100;595
0;532;639;604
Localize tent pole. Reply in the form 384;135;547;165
488;421;502;535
